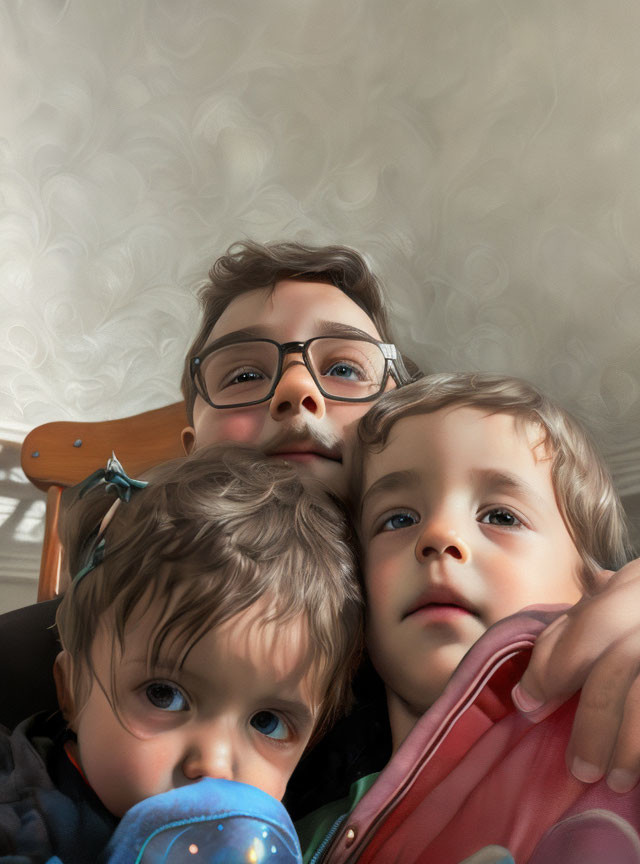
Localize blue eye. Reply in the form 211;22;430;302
250;711;289;741
324;361;362;381
480;508;522;528
380;512;419;531
146;682;189;712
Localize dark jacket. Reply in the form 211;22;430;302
0;599;61;731
0;713;117;863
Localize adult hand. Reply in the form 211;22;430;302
512;558;640;793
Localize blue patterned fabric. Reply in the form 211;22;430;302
104;779;302;864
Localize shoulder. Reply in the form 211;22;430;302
0;713;57;801
0;713;116;860
0;714;59;858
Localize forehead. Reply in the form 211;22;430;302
116;592;315;677
363;406;551;491
119;596;322;707
196;604;315;685
207;278;382;345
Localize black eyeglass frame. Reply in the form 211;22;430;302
190;336;401;409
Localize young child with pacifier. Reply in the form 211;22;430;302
0;444;362;863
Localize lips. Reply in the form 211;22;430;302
403;585;478;620
268;442;342;463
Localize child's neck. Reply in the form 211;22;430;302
387;689;433;754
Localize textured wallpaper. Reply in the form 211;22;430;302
2;0;640;502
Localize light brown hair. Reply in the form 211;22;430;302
352;372;632;589
180;240;418;422
57;444;363;739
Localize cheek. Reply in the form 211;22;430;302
193;405;267;448
82;732;171;816
76;699;172;814
365;557;401;622
481;545;583;624
329;405;370;442
241;747;299;802
480;549;537;623
260;765;288;801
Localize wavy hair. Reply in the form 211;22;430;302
352;372;632;589
180;240;418;422
57;444;363;740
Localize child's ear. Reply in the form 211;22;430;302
181;426;196;455
53;651;77;730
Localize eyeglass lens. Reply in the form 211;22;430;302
198;338;387;406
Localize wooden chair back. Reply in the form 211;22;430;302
20;402;188;601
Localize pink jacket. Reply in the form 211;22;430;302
321;608;640;864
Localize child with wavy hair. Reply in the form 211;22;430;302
0;444;362;862
300;372;635;864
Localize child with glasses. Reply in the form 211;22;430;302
299;372;638;863
0;445;361;862
179;241;416;499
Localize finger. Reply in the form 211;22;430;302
514;612;578;711
517;578;640;711
564;637;640;783
606;670;640;793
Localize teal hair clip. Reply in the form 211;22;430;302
73;537;106;586
73;454;148;585
78;453;149;503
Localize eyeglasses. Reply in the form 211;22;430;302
190;336;400;409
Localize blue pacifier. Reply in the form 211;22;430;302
103;779;302;864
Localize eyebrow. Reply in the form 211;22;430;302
317;321;382;341
472;468;547;510
360;469;420;517
204;321;381;352
360;468;548;517
265;697;317;730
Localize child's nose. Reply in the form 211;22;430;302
415;519;471;564
269;359;327;420
181;727;236;783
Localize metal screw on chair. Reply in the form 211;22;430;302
73;439;83;448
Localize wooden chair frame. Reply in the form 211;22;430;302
20;402;188;601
